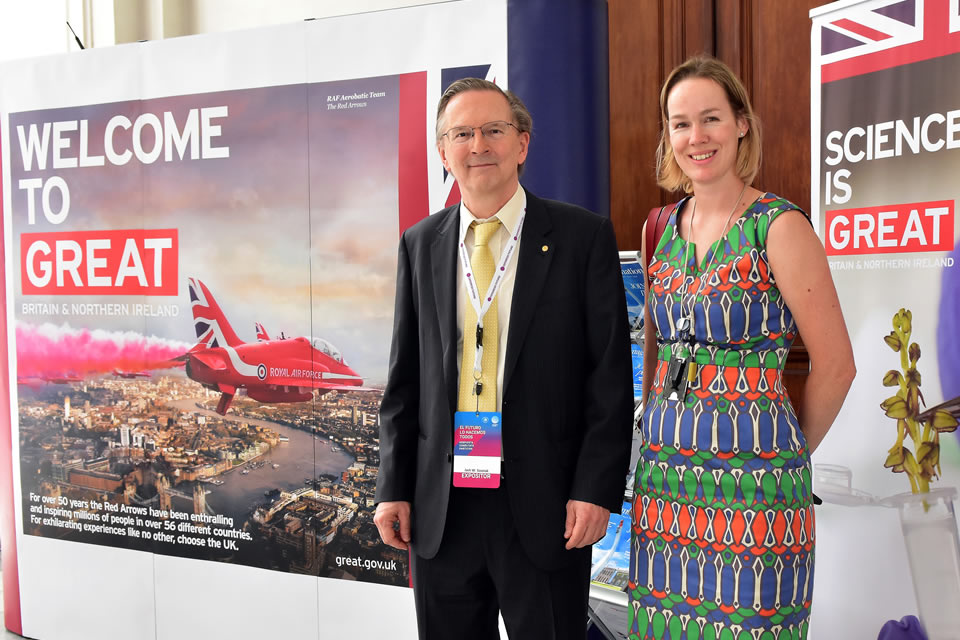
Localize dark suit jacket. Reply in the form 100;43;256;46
375;189;633;570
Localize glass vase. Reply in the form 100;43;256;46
886;487;960;640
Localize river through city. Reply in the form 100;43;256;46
167;399;355;525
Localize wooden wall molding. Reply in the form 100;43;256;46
609;0;820;248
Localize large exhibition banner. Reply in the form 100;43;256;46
0;5;502;639
810;0;960;637
0;2;612;639
9;75;419;580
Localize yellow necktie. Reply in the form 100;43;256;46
458;219;501;413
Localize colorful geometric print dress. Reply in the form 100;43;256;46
629;194;816;640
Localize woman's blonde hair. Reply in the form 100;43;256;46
656;55;762;193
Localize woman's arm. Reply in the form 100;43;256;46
641;219;658;406
766;209;856;453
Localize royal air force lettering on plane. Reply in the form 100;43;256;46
257;364;267;380
266;367;332;381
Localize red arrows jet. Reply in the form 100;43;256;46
183;278;370;415
40;373;83;384
113;369;151;379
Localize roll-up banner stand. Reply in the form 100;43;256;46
811;0;960;637
0;1;610;638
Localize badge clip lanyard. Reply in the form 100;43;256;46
457;212;526;413
672;185;746;398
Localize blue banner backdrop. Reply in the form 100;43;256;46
508;0;610;216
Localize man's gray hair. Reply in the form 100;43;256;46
435;78;532;175
436;78;533;141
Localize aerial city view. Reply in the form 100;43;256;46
19;372;406;585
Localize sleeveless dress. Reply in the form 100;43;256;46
628;194;815;640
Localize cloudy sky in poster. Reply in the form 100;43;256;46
9;75;405;383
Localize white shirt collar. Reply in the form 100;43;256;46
458;184;526;241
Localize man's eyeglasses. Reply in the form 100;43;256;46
441;121;520;144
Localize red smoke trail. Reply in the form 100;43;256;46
14;322;191;379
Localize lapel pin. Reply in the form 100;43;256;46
541;244;549;253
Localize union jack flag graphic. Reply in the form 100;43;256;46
398;71;429;235
396;63;503;235
187;277;241;349
819;0;960;82
438;64;494;209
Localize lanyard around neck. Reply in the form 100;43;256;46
457;210;526;377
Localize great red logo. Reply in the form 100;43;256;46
824;200;954;256
20;229;178;295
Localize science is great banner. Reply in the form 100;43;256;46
810;0;960;637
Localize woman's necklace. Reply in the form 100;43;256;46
664;183;749;402
676;182;748;339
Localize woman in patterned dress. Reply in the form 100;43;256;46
629;56;856;640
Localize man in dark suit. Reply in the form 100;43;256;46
374;78;632;640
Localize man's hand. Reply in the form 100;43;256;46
563;500;609;550
374;500;412;550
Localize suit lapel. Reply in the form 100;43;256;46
430;205;460;416
503;191;553;394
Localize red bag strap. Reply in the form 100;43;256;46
645;201;677;289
